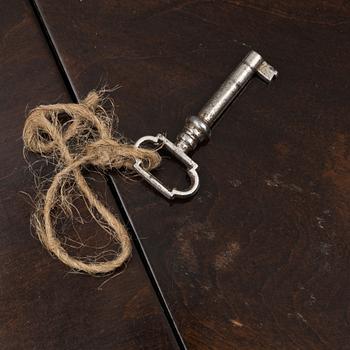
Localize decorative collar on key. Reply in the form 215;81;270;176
134;51;278;199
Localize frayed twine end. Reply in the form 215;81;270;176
23;91;160;275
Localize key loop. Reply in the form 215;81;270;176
134;134;199;199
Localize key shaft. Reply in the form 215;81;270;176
176;50;278;153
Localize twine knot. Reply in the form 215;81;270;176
23;91;161;274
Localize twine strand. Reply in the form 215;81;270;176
23;91;161;274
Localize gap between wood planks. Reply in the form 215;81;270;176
28;1;187;348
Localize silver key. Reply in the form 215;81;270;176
134;51;278;199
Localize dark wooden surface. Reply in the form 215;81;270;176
0;1;180;349
12;0;350;349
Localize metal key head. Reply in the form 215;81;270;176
134;134;200;199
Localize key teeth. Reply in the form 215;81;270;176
257;61;278;83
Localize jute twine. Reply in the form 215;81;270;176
23;91;161;274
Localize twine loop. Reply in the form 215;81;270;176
23;91;160;274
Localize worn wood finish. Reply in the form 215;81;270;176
35;1;350;349
0;1;179;349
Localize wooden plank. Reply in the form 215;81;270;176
0;1;179;349
34;1;350;348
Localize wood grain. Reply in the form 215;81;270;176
34;1;350;349
0;1;179;349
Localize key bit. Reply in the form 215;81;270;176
134;50;278;199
